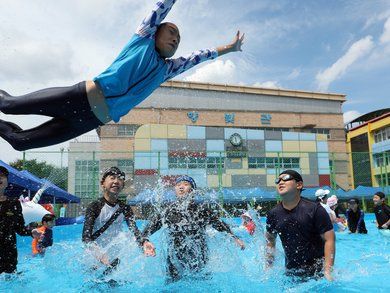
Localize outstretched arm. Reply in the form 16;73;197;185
164;30;245;81
216;30;245;56
136;0;177;38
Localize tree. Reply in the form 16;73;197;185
10;159;68;190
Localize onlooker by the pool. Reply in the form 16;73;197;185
346;198;367;234
82;167;154;269
372;192;390;230
142;175;245;282
265;170;335;281
32;214;56;256
327;195;346;232
0;166;39;274
315;188;336;222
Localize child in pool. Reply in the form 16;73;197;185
0;0;244;151
32;214;55;256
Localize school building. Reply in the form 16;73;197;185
67;80;348;207
346;109;390;188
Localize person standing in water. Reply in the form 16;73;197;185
345;198;367;234
0;0;245;151
372;191;390;230
0;166;39;274
265;170;335;281
82;167;154;270
142;175;245;282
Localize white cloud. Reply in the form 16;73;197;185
316;36;374;91
287;68;301;80
380;17;390;44
253;81;281;89
183;60;237;83
343;110;361;124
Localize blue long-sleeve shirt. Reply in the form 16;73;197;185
94;0;218;122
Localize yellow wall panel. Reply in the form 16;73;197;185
283;141;300;152
267;175;277;186
135;124;151;139
226;169;249;175
248;169;266;175
150;124;168;138
316;134;328;141
266;152;279;157
207;175;219;188
167;125;186;139
223;174;232;187
134;139;151;151
300;157;310;173
299;141;316;152
242;158;248;169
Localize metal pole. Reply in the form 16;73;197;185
218;151;224;208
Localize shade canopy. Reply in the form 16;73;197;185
0;160;80;203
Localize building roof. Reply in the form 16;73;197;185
162;80;346;102
346;108;390;131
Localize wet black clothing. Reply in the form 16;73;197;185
346;209;367;234
40;228;53;248
82;197;144;246
266;198;333;277
334;205;346;218
0;198;31;274
0;82;103;151
142;200;238;281
374;204;390;229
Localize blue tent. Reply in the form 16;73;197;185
346;185;389;198
19;170;80;203
0;160;41;196
0;160;79;203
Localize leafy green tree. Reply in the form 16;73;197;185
10;159;68;190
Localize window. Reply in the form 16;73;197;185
118;160;134;174
374;127;390;143
373;151;390;168
311;128;330;139
168;157;225;169
74;160;99;198
117;125;139;136
248;157;300;169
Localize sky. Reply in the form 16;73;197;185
0;0;389;164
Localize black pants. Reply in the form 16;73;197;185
0;81;103;151
0;249;17;274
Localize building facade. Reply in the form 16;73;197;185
346;109;390;188
68;80;348;207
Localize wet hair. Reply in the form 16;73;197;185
42;214;55;223
101;167;125;183
374;191;385;199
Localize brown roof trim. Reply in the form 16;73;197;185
161;80;346;102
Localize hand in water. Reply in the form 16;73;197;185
324;269;333;281
99;254;111;266
143;241;156;257
234;238;245;250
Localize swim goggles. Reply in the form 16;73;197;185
274;174;295;184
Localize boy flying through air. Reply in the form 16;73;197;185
0;0;244;151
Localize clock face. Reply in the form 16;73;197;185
230;133;242;146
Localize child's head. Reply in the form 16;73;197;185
348;198;359;212
42;214;56;228
373;191;385;206
155;22;180;58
